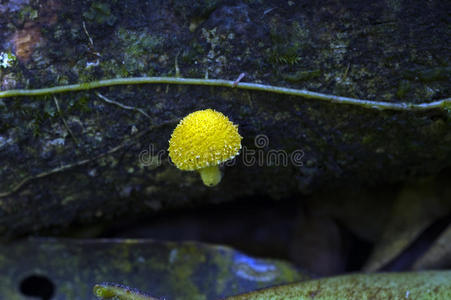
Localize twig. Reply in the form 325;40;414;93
0;120;178;198
233;73;246;87
82;21;94;48
82;21;102;58
96;92;151;119
175;52;180;77
0;77;449;111
0;156;92;199
53;96;79;145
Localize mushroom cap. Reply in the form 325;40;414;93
168;109;242;171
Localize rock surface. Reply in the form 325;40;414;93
0;0;450;236
0;238;306;299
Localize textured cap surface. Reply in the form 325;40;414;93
168;109;242;170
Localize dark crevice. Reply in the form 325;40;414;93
19;274;55;300
381;213;451;271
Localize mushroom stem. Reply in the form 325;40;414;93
198;165;222;187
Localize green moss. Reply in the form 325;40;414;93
18;6;39;23
268;46;302;65
274;260;305;283
417;66;451;82
77;68;96;86
227;271;451;299
181;43;205;65
396;80;411;99
0;51;16;69
362;134;375;145
112;27;163;75
402;66;451;82
11;96;62;138
210;248;233;296
167;244;206;300
118;28;163;58
172;1;220;19
421;118;447;138
267;21;310;66
68;95;92;114
282;70;321;82
29;119;42;137
83;2;117;26
101;59;130;78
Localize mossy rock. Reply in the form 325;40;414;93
0;238;307;299
0;0;449;237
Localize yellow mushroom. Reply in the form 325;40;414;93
168;109;242;187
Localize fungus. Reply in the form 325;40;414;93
168;109;242;187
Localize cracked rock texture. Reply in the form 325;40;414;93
0;0;450;237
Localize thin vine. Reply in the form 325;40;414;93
0;119;178;199
0;76;450;111
96;92;151;119
1;76;450;198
